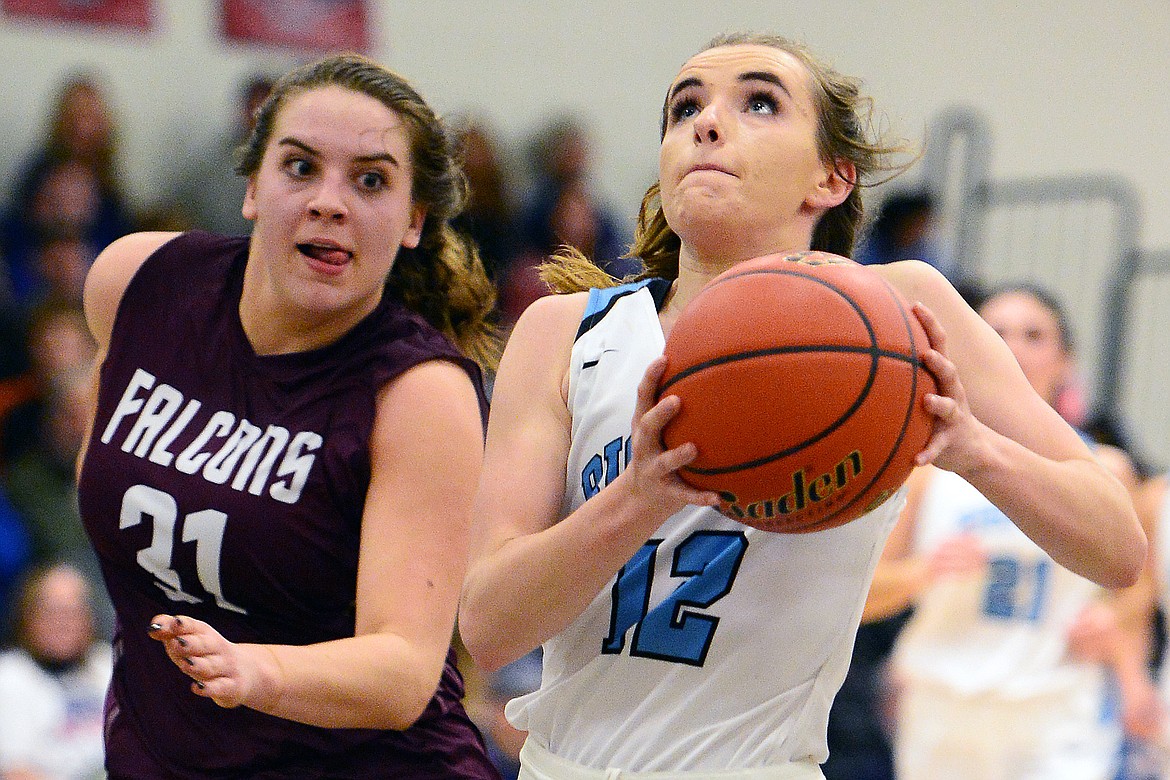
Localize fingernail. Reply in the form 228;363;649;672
149;623;162;632
177;638;187;647
174;617;183;626
184;657;194;666
195;681;205;690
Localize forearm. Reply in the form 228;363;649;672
240;632;447;730
959;427;1144;588
460;472;670;670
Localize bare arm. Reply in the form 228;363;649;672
79;231;182;474
877;261;1145;588
150;359;485;729
457;293;718;671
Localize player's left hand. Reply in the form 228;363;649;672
912;302;992;475
148;614;279;711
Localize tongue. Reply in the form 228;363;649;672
303;245;350;265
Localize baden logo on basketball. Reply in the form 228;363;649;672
720;450;862;528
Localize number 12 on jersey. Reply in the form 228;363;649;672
602;530;748;667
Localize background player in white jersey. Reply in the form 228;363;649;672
457;32;1145;779
1123;471;1170;774
866;284;1148;780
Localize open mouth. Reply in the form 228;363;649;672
297;243;353;266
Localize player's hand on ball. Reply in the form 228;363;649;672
628;356;721;515
148;614;279;711
913;302;991;475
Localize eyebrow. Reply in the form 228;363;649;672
738;71;793;98
667;70;793;103
276;136;400;167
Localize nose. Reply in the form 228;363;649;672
693;102;725;145
307;174;347;221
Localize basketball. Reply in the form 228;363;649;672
659;251;936;533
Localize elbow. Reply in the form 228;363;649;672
1100;522;1148;590
381;670;443;731
457;606;507;674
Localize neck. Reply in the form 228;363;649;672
666;240;811;314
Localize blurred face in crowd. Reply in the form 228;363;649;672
979;289;1071;407
21;566;95;665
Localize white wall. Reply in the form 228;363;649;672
1;1;1168;247
2;0;1167;464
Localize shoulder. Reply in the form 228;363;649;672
509;290;592;350
870;259;957;310
83;231;184;350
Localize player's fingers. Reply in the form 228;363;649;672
639;393;681;441
657;440;697;473
634;356;668;421
912;302;948;355
922;349;967;408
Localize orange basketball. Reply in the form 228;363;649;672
659;251;936;533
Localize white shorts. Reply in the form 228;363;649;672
895;679;1121;780
517;739;825;780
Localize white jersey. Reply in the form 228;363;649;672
892;467;1108;699
0;644;111;779
506;281;904;772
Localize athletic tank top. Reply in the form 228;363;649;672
505;281;903;771
892;467;1108;699
77;231;498;779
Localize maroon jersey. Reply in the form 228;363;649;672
78;231;499;779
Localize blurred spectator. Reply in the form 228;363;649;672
499;178;626;328
855;189;956;280
170;73;274;236
517;117;635;278
1;74;136;304
4;364;111;640
0;488;32;629
0;562;112;780
21;223;93;313
2;300;96;467
451;118;521;282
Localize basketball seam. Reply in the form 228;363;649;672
788;280;928;530
660;344;921;392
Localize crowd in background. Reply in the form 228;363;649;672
0;67;1165;780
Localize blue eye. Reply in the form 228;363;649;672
748;93;778;115
669;98;700;125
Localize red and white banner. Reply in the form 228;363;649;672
220;0;370;53
2;0;153;30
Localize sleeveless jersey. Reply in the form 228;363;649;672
505;280;904;772
892;467;1109;699
77;231;499;779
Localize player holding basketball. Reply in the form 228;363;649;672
457;32;1145;779
77;55;502;777
866;284;1149;780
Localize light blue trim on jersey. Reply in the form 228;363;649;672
582;279;656;321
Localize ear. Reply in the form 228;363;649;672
401;205;427;249
242;177;258;221
807;158;856;211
